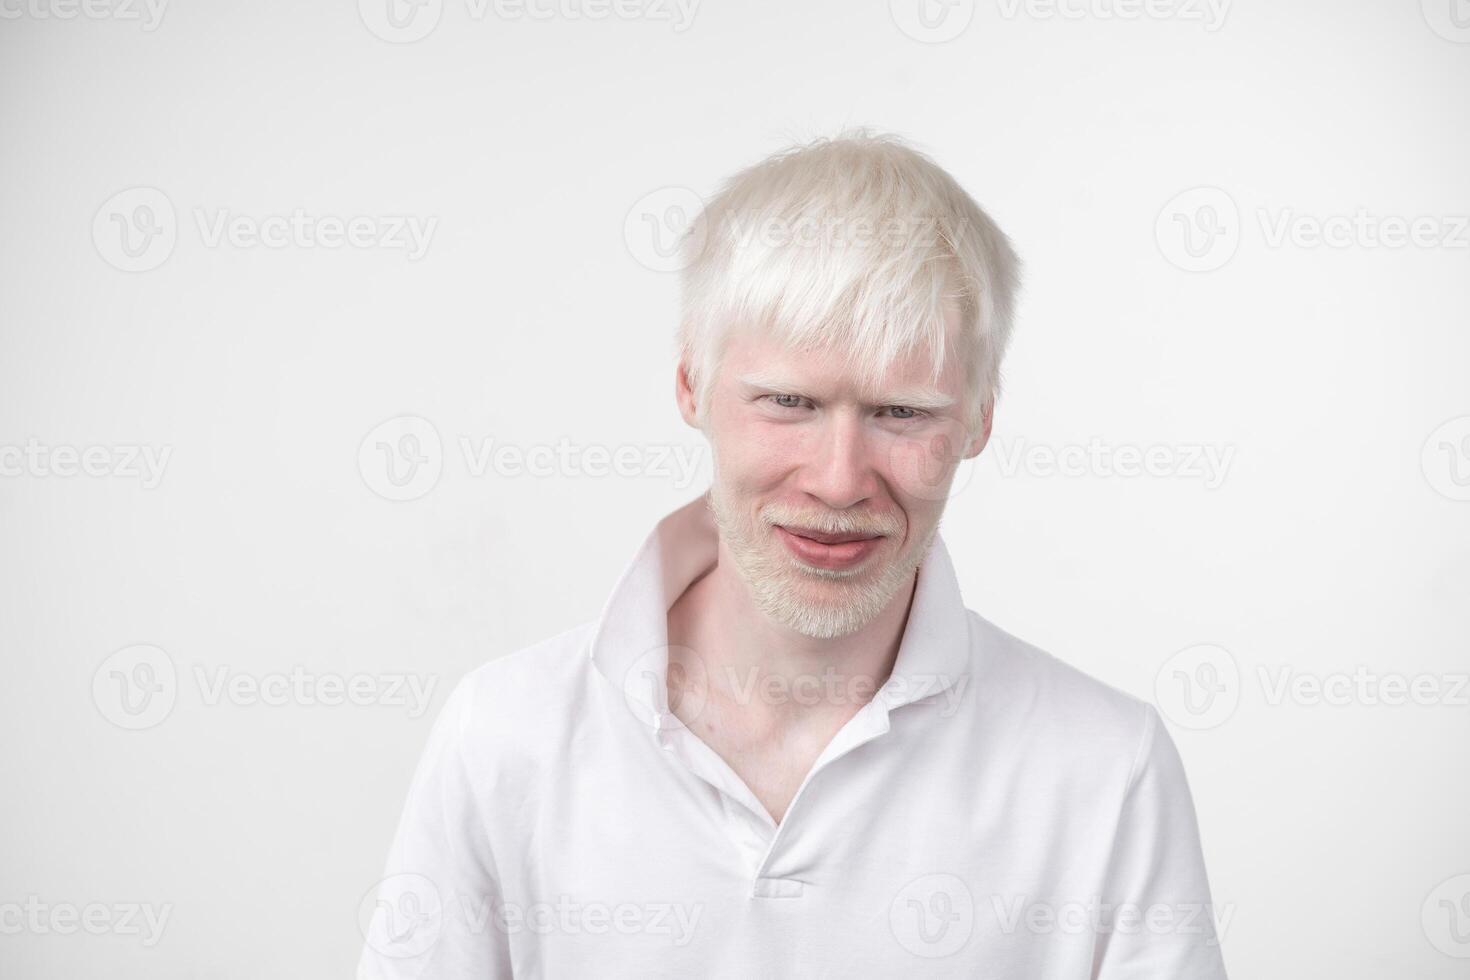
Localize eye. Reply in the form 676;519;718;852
766;393;810;410
880;405;926;421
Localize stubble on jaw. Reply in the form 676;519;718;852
703;484;936;640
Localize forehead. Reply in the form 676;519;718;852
717;311;967;403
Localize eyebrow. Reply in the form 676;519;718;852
735;372;955;411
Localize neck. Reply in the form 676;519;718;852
667;537;918;728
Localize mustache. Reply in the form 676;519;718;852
758;503;903;538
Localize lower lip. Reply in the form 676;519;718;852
774;526;883;571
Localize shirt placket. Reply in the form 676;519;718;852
652;696;897;899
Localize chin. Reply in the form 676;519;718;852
708;484;928;638
753;547;908;639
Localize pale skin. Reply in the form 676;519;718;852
666;321;994;824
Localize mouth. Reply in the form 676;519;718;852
773;525;885;571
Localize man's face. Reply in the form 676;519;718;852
681;316;988;639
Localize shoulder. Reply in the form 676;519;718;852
459;621;598;709
431;622;602;770
965;610;1161;777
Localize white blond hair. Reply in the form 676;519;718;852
677;129;1021;432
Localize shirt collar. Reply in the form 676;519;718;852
589;494;972;727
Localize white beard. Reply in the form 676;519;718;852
706;483;936;639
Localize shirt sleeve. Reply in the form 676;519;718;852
1092;705;1229;980
357;673;513;980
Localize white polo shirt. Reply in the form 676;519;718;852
358;497;1228;979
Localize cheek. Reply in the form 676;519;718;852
883;425;968;504
710;415;807;488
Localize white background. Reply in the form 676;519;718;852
2;0;1468;976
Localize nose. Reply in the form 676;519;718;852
796;411;880;511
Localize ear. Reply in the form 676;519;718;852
675;360;701;429
963;399;994;459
